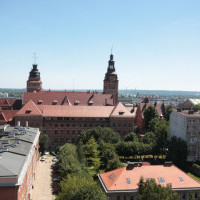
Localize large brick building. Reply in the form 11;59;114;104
0;125;40;200
15;100;134;147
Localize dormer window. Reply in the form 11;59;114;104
74;100;80;105
37;100;43;105
25;109;32;114
119;110;124;115
88;100;94;106
52;100;58;105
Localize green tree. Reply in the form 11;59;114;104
137;177;179;200
84;137;100;169
168;136;188;167
165;105;173;121
193;104;200;112
124;132;139;142
39;133;49;154
58;174;108;200
99;141;123;171
144;105;158;129
59;143;83;178
142;132;156;144
79;127;121;144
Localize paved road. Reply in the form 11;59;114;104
30;155;56;200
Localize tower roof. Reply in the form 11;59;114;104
107;54;115;74
29;64;40;79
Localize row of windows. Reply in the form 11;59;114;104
44;123;132;128
117;196;134;200
54;137;75;144
44;117;110;121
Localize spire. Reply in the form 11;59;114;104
107;52;115;74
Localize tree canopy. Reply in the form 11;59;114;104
58;174;108;200
137;177;179;200
144;105;158;129
39;133;49;154
79;127;121;144
168;136;188;167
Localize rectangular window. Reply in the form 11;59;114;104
126;178;131;184
179;177;184;182
158;177;165;183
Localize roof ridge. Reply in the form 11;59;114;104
28;100;43;115
109;101;120;116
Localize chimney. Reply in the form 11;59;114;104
105;99;107;105
26;121;29;128
17;121;20;127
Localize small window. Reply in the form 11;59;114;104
130;197;134;200
126;178;131;184
179;177;184;182
158;177;165;183
117;196;120;200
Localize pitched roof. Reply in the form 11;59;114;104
110;102;134;118
16;100;43;116
16;101;135;118
139;102;164;118
188;99;200;105
0;110;18;122
23;91;114;106
0;98;22;110
99;164;200;192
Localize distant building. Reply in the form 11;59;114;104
0;125;40;200
98;162;200;200
178;99;200;110
170;109;200;161
135;97;165;131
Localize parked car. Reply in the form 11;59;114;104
41;156;45;161
50;151;56;156
52;157;57;162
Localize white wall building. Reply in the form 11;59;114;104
170;110;200;161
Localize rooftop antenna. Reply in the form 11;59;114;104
111;46;113;54
33;52;38;64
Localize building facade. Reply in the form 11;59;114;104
170;109;200;161
0;125;40;200
98;162;200;200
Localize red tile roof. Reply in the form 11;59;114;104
16;101;134;118
99;164;200;193
0;98;22;110
23;91;114;106
0;110;18;122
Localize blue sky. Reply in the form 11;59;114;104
1;0;200;91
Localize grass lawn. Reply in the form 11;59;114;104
187;172;200;182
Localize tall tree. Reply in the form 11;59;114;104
137;177;179;200
168;136;188;167
59;143;83;178
84;137;100;169
39;133;49;155
99;141;123;171
124;132;139;142
144;105;158;129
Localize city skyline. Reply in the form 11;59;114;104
1;0;200;91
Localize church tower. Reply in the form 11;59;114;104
103;54;118;104
27;64;42;92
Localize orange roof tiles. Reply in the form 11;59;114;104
99;165;200;192
0;110;18;122
16;100;134;118
23;91;114;106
